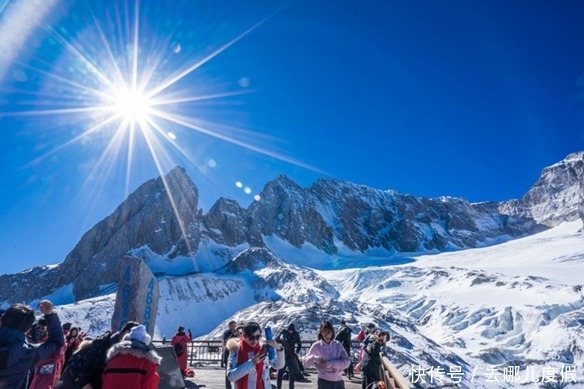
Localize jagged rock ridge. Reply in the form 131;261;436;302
523;151;584;226
0;166;201;302
1;151;583;304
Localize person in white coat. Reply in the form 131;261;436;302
226;321;285;389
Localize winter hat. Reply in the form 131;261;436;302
287;323;295;331
126;324;152;345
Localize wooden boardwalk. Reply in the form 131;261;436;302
184;367;363;388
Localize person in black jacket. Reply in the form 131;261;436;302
222;321;238;367
335;320;354;379
0;300;64;389
276;323;303;389
222;321;239;388
361;331;388;389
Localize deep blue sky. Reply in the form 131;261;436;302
1;0;583;274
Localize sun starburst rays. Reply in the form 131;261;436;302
4;0;320;262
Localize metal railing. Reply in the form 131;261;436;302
153;339;224;364
152;339;363;366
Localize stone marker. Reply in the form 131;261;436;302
111;256;159;336
156;345;187;388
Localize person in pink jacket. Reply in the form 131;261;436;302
303;321;350;389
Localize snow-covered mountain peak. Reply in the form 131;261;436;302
262;174;304;196
222;247;281;273
218;247;338;303
523;152;583;226
548;151;584;169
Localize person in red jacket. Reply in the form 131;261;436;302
171;325;192;375
102;324;162;389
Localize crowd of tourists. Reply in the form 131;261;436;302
0;300;162;388
0;300;390;389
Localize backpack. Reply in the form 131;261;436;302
57;331;112;389
174;342;185;357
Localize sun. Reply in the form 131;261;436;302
111;88;152;124
0;0;318;266
1;0;309;172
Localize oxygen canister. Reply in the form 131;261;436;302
264;321;276;362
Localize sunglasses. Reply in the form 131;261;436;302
246;334;262;341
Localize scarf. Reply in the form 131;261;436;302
236;337;264;389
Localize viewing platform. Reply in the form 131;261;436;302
184;366;363;388
154;339;410;389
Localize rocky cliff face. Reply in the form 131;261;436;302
523;151;584;226
1;152;582;305
0;265;64;306
202;198;248;246
67;166;201;300
0;166;201;302
247;176;337;252
202;175;545;255
306;179;543;252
